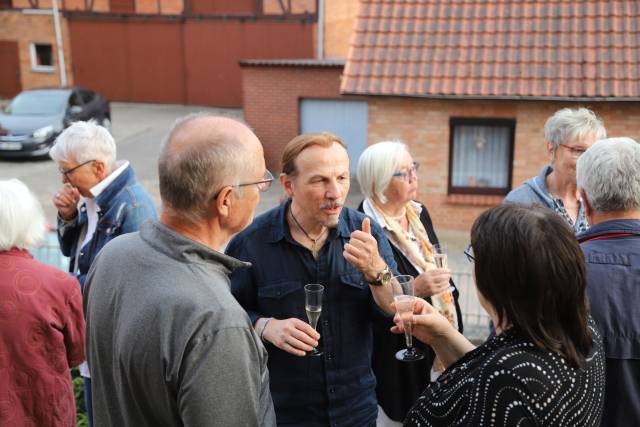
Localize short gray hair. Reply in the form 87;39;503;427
577;137;640;214
0;178;47;251
158;113;252;221
357;141;408;203
544;108;606;148
49;121;116;168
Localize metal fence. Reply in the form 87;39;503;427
451;271;491;343
32;238;490;343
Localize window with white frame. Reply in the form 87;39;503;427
448;118;516;195
30;43;54;72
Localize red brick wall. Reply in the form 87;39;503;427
242;64;640;231
368;97;640;231
242;65;360;171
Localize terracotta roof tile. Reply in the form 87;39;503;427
342;0;640;99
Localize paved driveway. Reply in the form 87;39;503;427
0;101;487;340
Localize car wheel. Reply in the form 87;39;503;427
100;117;112;133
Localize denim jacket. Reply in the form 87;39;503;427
57;164;157;288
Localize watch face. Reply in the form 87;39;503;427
382;269;392;282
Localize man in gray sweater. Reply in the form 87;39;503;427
83;114;276;426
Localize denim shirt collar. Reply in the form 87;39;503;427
267;198;352;243
577;219;640;241
93;164;136;211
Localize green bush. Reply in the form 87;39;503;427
72;368;89;427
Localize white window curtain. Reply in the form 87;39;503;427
451;125;510;189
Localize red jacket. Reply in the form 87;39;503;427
0;248;85;427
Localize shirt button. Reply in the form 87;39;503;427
323;320;329;326
80;252;84;256
329;387;335;394
326;353;333;360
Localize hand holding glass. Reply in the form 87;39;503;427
304;284;324;357
390;275;425;362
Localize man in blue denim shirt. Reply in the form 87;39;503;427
576;137;640;427
50;121;157;425
227;133;397;427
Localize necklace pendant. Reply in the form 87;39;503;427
311;241;318;259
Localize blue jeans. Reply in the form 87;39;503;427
84;376;93;427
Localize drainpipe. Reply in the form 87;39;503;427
317;0;324;60
51;0;68;86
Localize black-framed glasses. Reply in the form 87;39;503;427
464;244;475;263
392;161;420;182
58;159;95;180
212;169;274;200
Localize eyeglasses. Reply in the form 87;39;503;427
392;161;420;182
58;159;95;180
559;144;587;157
464;244;475;263
212;169;274;200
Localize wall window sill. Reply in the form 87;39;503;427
446;194;504;206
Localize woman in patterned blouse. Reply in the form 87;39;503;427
393;204;606;426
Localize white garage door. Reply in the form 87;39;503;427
300;99;368;175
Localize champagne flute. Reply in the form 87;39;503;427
433;243;448;269
390;275;425;362
304;283;324;357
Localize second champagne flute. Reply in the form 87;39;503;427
390;275;425;362
433;243;448;269
304;283;324;357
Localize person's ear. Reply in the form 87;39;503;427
214;186;234;218
579;188;592;219
93;160;106;179
280;173;294;198
547;142;556;163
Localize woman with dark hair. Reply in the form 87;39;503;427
357;141;463;425
393;204;605;426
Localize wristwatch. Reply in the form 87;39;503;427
370;265;392;287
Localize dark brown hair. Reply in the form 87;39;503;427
281;132;347;176
471;204;592;368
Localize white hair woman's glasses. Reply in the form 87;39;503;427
392;161;420;183
58;159;96;180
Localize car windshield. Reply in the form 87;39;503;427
7;91;69;116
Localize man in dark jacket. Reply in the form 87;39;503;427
576;137;640;426
50;121;157;425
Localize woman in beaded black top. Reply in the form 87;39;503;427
393;204;606;426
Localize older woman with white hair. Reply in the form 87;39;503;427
50;120;157;426
357;141;463;426
505;107;607;233
0;178;86;427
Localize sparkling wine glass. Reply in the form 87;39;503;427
433;243;448;269
304;283;324;357
390;275;425;362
